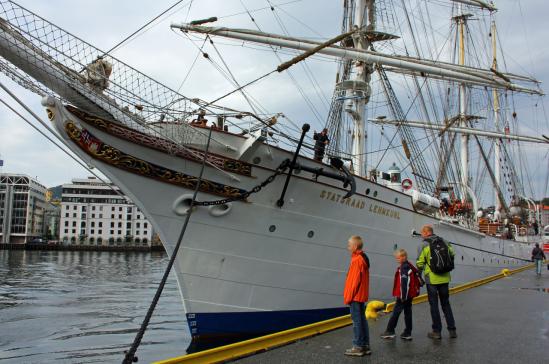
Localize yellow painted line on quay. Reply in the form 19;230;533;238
155;263;535;364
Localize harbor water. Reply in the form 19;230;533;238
0;250;190;363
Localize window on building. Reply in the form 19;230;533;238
81;214;86;219
65;221;69;227
98;229;102;234
65;213;69;217
91;221;95;227
99;206;103;211
98;222;102;227
111;214;115;219
99;214;103;218
117;230;121;235
144;222;148;228
143;230;147;235
81;222;86;228
126;214;131;220
73;213;76;218
72;229;76;234
92;206;95;211
64;229;68;233
111;207;115;212
82;206;87;212
119;207;122;212
127;207;133;213
118;214;122;219
72;221;76;227
118;222;122;228
136;230;140;235
91;229;94;234
110;230;114;235
126;222;131;229
136;222;140;228
73;205;77;210
110;222;114;228
91;214;95;218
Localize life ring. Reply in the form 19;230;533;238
401;178;413;191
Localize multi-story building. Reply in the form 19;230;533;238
60;177;153;246
0;173;47;244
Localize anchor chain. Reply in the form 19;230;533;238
193;159;291;206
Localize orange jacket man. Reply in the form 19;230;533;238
343;236;371;357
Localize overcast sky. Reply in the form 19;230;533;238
0;0;548;202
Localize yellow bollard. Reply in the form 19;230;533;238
501;268;511;277
366;300;386;320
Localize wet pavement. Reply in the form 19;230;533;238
236;269;549;364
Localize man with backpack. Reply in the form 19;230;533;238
417;225;457;340
531;243;546;276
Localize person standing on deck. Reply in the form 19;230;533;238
416;225;457;340
313;128;330;162
343;235;371;357
531;243;546;276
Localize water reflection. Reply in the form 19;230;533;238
0;250;190;363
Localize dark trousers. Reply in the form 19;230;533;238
349;301;370;347
426;283;456;333
385;298;412;334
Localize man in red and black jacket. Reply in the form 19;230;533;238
381;248;422;340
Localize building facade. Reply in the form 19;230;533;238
0;174;47;244
60;177;153;246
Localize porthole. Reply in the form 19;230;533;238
269;225;276;232
307;230;314;238
366;188;371;195
373;191;378;197
253;156;261;164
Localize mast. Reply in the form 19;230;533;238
457;5;469;203
346;0;375;176
492;21;502;212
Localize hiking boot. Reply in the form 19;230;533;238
449;329;457;338
428;331;442;340
380;331;396;339
362;345;372;355
400;332;413;341
344;347;365;357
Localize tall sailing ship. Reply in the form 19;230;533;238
0;0;547;345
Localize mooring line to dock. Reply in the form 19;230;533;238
154;263;537;364
122;128;213;364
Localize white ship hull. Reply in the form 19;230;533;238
46;101;534;340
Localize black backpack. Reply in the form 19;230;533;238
428;237;454;274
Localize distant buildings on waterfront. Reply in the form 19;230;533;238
60;177;153;246
0;174;49;244
1;173;160;248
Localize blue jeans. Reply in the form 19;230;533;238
426;283;456;333
535;259;543;275
349;301;369;347
386;298;413;335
